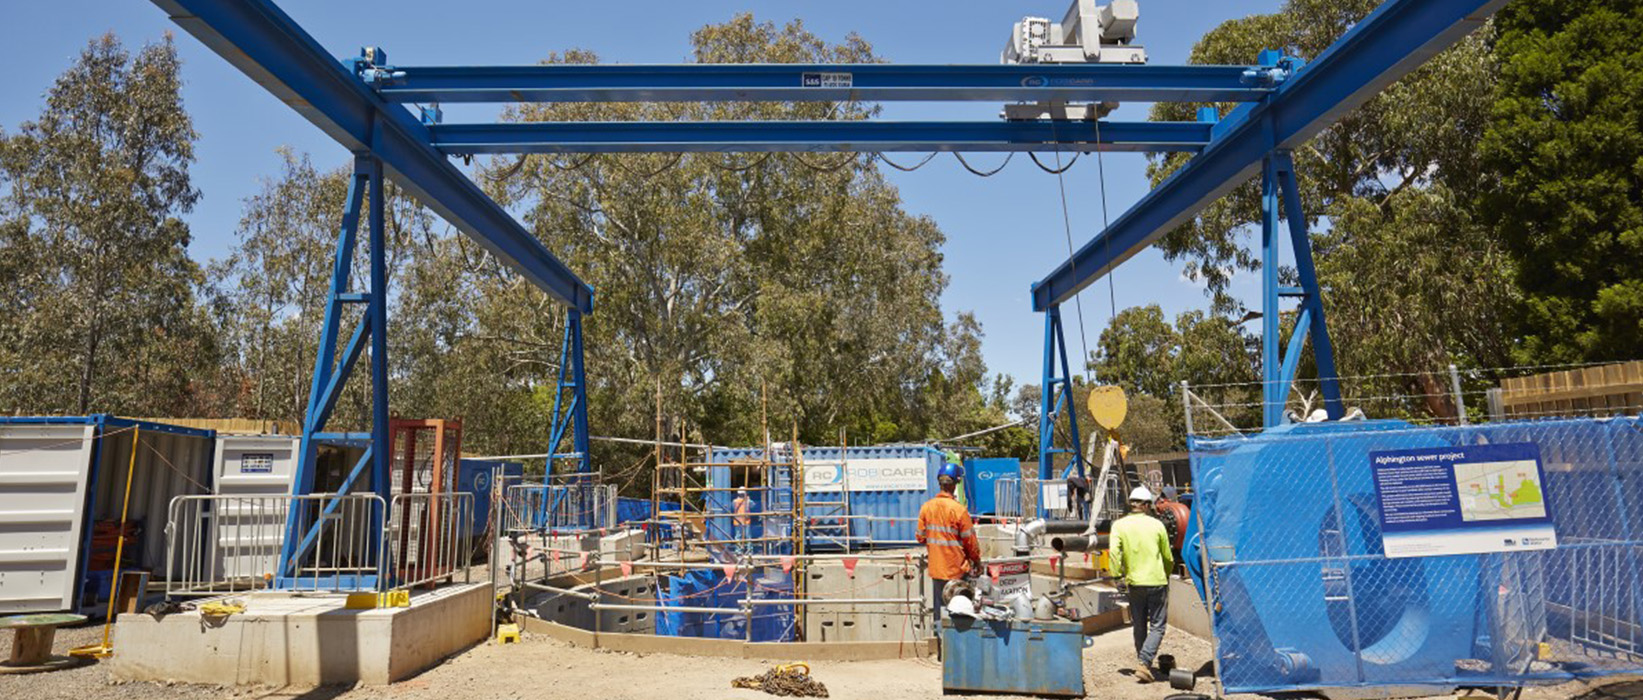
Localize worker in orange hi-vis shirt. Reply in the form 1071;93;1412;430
732;488;752;555
917;460;981;632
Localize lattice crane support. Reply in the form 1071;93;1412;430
149;0;1506;574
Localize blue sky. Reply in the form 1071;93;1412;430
0;0;1282;386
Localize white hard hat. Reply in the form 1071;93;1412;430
946;594;977;618
1128;485;1155;502
737;488;749;496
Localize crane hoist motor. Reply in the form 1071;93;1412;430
1000;0;1147;121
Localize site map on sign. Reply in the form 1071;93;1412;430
1453;458;1548;522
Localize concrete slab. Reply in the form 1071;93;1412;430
110;583;490;686
599;529;649;562
1167;577;1212;639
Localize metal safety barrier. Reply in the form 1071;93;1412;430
994;477;1074;521
503;482;616;534
165;493;386;596
388;492;474;590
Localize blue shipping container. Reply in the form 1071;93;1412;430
706;445;941;550
964;457;1020;515
457;458;524;535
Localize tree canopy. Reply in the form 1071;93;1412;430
4;3;1643;467
0;34;214;416
1479;0;1643;363
478;15;1002;469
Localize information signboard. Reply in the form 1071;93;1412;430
1370;442;1556;558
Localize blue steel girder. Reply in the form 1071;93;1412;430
427;120;1213;154
1037;306;1086;485
150;0;593;313
1030;0;1507;311
1254;152;1346;427
545;309;592;477
381;64;1272;104
279;157;388;581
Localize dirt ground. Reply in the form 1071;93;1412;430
3;620;1639;700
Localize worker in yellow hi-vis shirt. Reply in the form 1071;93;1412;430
1108;485;1174;683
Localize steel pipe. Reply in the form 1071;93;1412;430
745;598;921;607
588;602;742;615
1051;534;1108;553
520;581;597;600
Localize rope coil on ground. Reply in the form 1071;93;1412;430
732;663;829;697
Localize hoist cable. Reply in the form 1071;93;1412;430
1094;119;1118;326
1047;121;1094;384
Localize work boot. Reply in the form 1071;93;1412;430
1134;662;1155;683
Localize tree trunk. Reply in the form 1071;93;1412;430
1416;373;1458;423
77;311;103;415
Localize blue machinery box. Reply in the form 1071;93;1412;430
941;618;1085;697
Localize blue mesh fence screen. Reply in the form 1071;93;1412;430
1188;417;1643;694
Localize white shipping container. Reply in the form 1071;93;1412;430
205;435;300;583
0;424;96;613
0;417;215;614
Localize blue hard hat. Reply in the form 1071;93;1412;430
937;461;964;481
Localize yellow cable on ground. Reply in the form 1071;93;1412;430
199;601;247;617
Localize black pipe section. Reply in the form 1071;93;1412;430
1042;520;1089;535
1050;534;1108;553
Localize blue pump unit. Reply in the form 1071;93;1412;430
1186;417;1643;692
1189;420;1481;692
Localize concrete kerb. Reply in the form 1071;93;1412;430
110;583;492;687
513;614;936;660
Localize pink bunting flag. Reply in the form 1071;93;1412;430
549;549;561;563
1049;555;1062;569
723;564;738;580
842;557;859;577
576;551;589;570
988;563;1001;584
1084;552;1092;564
620;561;634;577
780;556;796;574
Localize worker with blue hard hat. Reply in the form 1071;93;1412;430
917;459;981;634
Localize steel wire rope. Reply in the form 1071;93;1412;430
482;153;599;184
1188;359;1638;390
0;423;136;458
789;151;861;173
1029;150;1080;174
1047;120;1095;385
875;152;939;172
605;151;685;179
140;439;213;493
710;152;775;173
1197;390;1498;411
952;152;1015;177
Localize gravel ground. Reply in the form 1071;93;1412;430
3;618;1638;700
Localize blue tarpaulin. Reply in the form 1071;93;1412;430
655;568;793;642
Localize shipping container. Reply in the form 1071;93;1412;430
0;416;216;614
200;434;301;584
706;445;941;551
964;457;1021;515
456;458;523;537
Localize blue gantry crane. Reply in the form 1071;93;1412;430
148;0;1503;584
